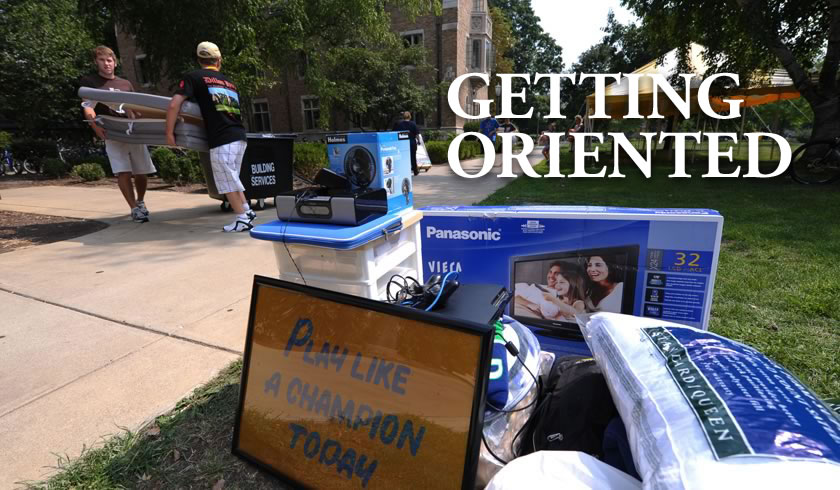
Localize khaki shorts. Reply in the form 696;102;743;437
105;140;156;175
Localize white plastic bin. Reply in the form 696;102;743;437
251;210;423;301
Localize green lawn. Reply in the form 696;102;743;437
28;147;839;489
481;148;839;398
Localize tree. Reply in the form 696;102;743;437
314;40;437;130
490;0;564;133
559;11;659;128
0;0;102;133
92;0;441;129
488;6;515;108
622;0;839;142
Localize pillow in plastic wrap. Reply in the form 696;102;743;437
581;312;840;490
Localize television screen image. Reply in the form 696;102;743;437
510;245;640;336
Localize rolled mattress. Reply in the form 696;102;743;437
104;131;209;152
78;87;203;120
95;116;207;139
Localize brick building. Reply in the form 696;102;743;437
115;0;493;135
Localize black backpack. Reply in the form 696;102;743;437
517;355;618;458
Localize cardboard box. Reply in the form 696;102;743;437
420;206;723;335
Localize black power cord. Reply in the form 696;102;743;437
481;328;543;465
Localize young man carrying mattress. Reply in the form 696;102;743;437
79;46;156;223
165;42;254;232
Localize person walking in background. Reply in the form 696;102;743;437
500;118;518;134
568;115;584;152
539;122;557;161
480;115;500;153
393;111;419;175
79;45;156;223
165;42;253;232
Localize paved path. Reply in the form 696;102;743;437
0;148;542;487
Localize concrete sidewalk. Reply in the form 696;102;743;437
0;149;541;487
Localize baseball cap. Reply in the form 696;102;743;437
196;41;221;59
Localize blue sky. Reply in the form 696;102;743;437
531;0;637;66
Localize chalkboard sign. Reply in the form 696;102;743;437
233;276;493;490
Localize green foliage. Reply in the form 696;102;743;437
621;0;838;140
0;0;100;132
462;121;481;133
42;158;71;178
425;140;449;164
71;163;106;181
10;138;58;161
490;0;564;133
0;131;12;148
308;38;437;130
421;130;451;142
84;154;112;177
459;140;483;160
150;147;202;185
293;142;328;180
97;0;441;110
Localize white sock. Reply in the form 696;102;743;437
243;202;251;211
237;212;249;220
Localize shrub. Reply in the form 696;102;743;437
293;142;328;180
151;146;179;182
71;163;106;181
150;147;203;185
0;131;11;148
42;158;70;178
426;140;449;164
422;130;453;142
81;154;112;177
462;120;481;133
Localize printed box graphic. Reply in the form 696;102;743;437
420;206;723;335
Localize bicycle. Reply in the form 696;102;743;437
0;148;27;176
789;136;840;185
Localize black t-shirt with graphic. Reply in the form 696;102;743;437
175;68;246;148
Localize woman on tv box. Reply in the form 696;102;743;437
584;255;625;313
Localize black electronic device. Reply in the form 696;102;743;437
313;168;351;190
275;186;387;225
433;283;512;326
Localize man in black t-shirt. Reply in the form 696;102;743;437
165;42;252;232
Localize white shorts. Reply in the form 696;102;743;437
209;140;247;194
105;140;156;175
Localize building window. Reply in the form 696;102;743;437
134;54;151;87
486;40;493;72
251;99;271;132
297;52;308;79
415;112;425;127
471;39;481;70
473;0;485;12
302;96;320;130
402;31;424;47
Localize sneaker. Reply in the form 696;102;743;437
246;209;256;221
136;200;149;217
223;217;254;233
131;207;149;223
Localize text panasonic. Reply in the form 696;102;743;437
426;226;501;241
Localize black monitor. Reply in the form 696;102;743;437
509;245;640;336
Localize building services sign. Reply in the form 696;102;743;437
233;276;493;489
